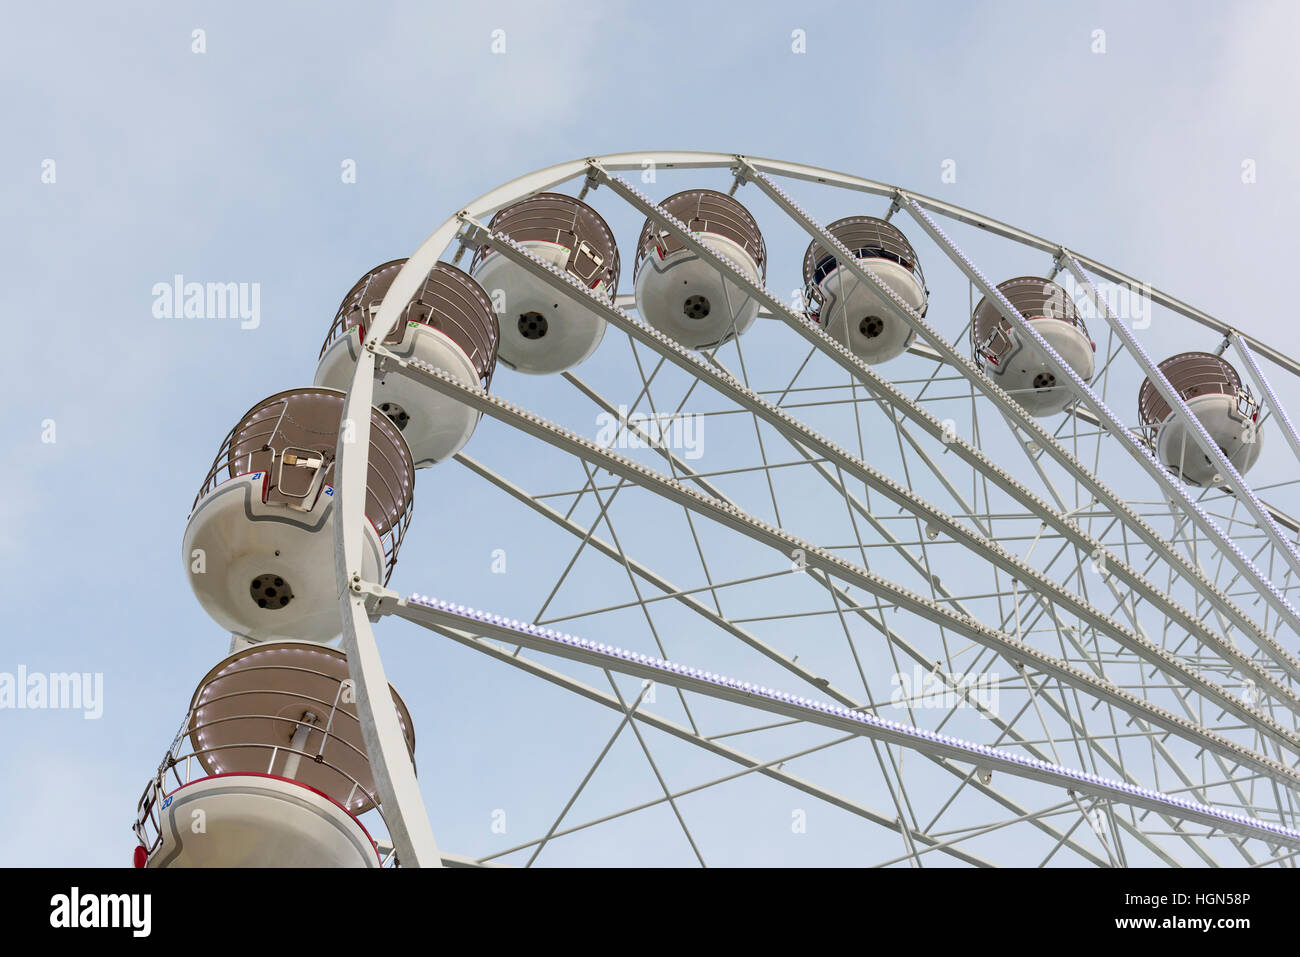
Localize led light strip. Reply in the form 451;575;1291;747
445;211;1300;757
401;593;1300;852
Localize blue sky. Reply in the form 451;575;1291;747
3;1;1299;866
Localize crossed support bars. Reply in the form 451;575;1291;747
368;587;1300;855
330;153;1300;866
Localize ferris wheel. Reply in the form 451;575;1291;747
134;152;1300;868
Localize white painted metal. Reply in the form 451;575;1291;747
741;154;1300;378
377;349;1300;788
184;472;386;644
395;595;1300;853
316;323;484;467
447;233;1300;750
633;232;762;348
1060;256;1300;576
1151;392;1263;487
334;330;441;867
814;255;923;364
473;240;609;375
978;316;1095;417
322;150;1300;867
1233;331;1300;470
748;165;1297;640
147;775;381;868
590;165;1300;688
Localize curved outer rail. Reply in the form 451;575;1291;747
335;151;1300;866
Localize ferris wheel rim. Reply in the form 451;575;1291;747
332;151;1300;867
377;150;1295;372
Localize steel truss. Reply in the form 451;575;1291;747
335;153;1300;867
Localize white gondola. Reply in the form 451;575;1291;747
971;276;1096;417
181;388;414;645
1139;351;1264;486
135;642;415;867
315;260;499;468
633;189;767;349
801;216;928;364
470;192;620;375
141;774;381;868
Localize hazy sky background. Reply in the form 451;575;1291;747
3;1;1299;866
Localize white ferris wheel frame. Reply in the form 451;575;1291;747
331;151;1300;867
